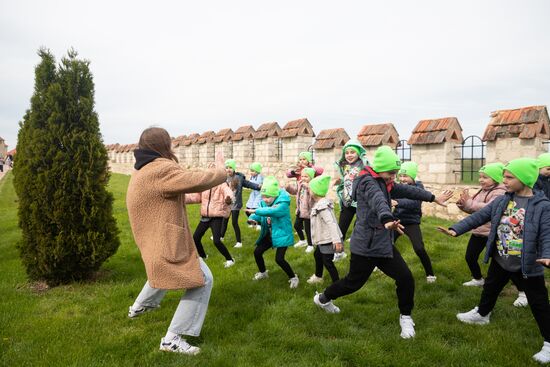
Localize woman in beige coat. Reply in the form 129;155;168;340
126;127;226;355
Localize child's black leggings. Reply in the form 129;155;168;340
254;234;295;278
221;209;241;243
193;217;233;261
465;234;524;291
338;205;356;241
314;245;339;282
477;260;550;341
394;224;434;276
294;217;312;246
323;247;415;315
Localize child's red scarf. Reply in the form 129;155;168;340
359;166;395;193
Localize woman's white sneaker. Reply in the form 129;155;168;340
456;306;490;325
160;335;200;355
253;271;269;280
513;291;528;307
533;342;550;364
399;315;416;339
289;275;300;289
313;292;340;314
463;278;484;287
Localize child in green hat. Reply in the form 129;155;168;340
455;162;526;306
393;161;437;283
333;139;369;262
440;158;550;364
245;162;264;231
221;159;261;248
307;175;343;284
286;167;316;253
286;151;324;182
246;177;299;289
314;145;452;339
535;152;550;199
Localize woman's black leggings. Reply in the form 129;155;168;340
221;209;241;243
193;217;233;261
254;234;295;278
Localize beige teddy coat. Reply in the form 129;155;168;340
126;158;226;289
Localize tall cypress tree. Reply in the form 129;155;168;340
14;49;120;284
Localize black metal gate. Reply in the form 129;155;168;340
395;140;411;162
454;135;486;182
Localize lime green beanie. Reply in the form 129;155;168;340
398;162;418;180
299;151;313;163
371;146;401;173
479;162;504;184
302;167;315;179
260;176;280;197
225;159;236;171
537;153;550;169
504;158;539;188
310;175;331;197
250;162;262;174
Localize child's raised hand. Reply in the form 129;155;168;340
437;226;457;237
333;242;343;253
435;190;453;207
384;220;404;235
536;259;550;267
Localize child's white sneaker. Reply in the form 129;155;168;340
294;240;307;248
399;315;416;339
513;291;528;307
253;271;269;280
307;274;323;284
463;278;484;287
128;304;159;318
305;245;314;254
289;275;299;289
223;259;235;268
234;242;243;248
533;342;550;364
426;275;437;284
456;306;490;325
160;335;200;355
313;292;340;314
333;252;347;262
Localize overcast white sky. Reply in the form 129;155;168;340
1;0;550;149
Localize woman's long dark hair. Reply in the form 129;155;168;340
138;127;178;163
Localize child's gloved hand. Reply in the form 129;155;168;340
437;226;457;237
333;242;343;253
384;220;404;235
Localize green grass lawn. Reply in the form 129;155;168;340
0;172;545;366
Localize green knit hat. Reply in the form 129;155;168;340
479;162;504;184
398;162;418;180
504;158;539;188
371;146;401;173
299;151;313;163
250;162;262;174
302;167;315;179
537;153;550;169
260;176;280;197
310;175;331;197
225;159;236;171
